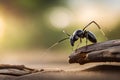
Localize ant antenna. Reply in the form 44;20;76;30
47;37;69;51
82;21;108;40
63;30;71;36
47;30;71;51
63;30;74;51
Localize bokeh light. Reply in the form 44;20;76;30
0;0;120;50
0;17;4;38
49;7;72;28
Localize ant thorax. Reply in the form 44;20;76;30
72;30;84;38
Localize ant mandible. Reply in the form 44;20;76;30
48;21;107;50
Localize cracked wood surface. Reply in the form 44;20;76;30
69;39;120;64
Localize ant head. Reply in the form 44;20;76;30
70;30;84;46
70;35;75;46
70;35;79;46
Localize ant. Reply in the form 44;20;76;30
48;21;107;50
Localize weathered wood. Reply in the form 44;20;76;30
69;39;120;65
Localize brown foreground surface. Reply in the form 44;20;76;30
0;65;120;80
0;64;120;80
0;50;120;80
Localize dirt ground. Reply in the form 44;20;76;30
0;50;120;80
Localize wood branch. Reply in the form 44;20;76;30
0;64;39;76
69;39;120;65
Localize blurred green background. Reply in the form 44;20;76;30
0;0;120;51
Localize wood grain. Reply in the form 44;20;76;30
69;39;120;64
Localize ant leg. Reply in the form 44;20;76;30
82;21;108;40
76;38;82;49
85;32;88;51
86;38;88;50
72;47;74;51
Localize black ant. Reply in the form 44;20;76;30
48;21;107;50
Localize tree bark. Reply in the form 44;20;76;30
69;39;120;65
